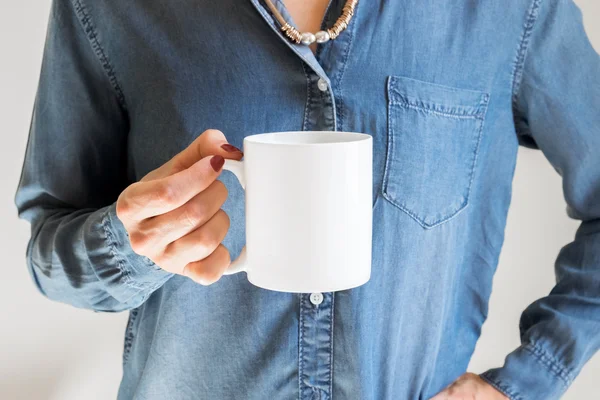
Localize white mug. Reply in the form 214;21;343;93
222;131;373;293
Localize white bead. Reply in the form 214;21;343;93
300;32;316;45
315;30;330;43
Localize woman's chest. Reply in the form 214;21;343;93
92;0;523;183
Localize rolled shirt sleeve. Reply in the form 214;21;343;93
481;0;600;399
14;0;171;312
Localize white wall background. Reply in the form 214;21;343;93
1;1;598;399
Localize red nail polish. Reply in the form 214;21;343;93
221;144;242;153
210;155;225;171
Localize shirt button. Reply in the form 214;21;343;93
317;78;328;92
309;292;323;306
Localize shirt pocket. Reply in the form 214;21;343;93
383;75;490;229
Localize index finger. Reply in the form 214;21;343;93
123;155;225;220
143;129;243;182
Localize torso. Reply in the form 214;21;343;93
77;1;540;398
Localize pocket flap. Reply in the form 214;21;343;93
387;76;489;118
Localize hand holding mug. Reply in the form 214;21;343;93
117;129;373;293
115;129;243;285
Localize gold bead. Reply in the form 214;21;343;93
266;0;358;44
281;22;302;44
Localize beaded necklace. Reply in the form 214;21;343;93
263;0;358;45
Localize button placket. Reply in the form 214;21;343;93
299;292;334;400
301;65;336;132
246;2;361;398
297;64;336;400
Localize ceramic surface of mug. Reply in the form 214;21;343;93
223;131;373;293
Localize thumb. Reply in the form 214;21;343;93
428;393;446;400
429;385;452;400
144;129;243;181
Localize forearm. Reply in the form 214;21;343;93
25;203;172;312
482;218;600;399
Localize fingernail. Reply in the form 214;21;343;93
221;144;242;153
210;155;225;171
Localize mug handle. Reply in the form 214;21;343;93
221;159;248;275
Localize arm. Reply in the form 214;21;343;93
14;0;171;312
481;0;600;398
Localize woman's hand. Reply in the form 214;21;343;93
116;129;243;285
429;373;509;400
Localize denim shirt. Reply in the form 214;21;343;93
15;0;600;399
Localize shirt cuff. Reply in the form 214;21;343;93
479;341;573;400
101;202;172;295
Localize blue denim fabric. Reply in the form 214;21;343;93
14;0;600;399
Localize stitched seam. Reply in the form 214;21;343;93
101;206;146;291
480;372;523;400
122;308;139;365
511;0;542;103
390;75;487;95
298;293;305;400
335;88;345;132
327;76;339;130
72;0;127;110
301;62;312;130
382;80;464;228
329;292;335;398
253;0;337;129
388;77;487;117
320;85;335;131
382;82;454;228
511;0;542;113
382;77;395;212
463;92;490;218
252;1;326;98
382;189;469;229
523;342;574;387
389;101;485;119
383;90;490;229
